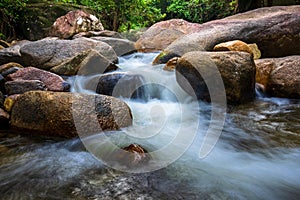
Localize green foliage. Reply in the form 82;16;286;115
0;0;28;40
166;0;237;23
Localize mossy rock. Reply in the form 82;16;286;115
17;1;96;41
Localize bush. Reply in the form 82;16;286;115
0;0;28;40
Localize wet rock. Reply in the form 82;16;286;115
154;6;300;64
4;94;20;112
0;63;23;77
73;30;124;39
51;50;118;76
176;51;256;104
109;144;151;167
96;72;145;99
5;80;47;95
213;40;261;59
49;10;104;39
256;56;300;98
91;37;136;56
0;40;10;48
163;57;179;71
135;19;201;52
10;91;133;138
7;67;70;92
0;108;9;129
20;37;118;70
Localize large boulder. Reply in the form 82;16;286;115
20;37;118;71
91;37;136;56
10;91;133;138
176;51;256;104
50;50;118;76
96;72;145;99
255;56;300;98
49;10;104;39
7;67;70;92
0;41;30;66
135;19;201;52
154;6;300;64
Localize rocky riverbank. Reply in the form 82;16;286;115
0;6;300;138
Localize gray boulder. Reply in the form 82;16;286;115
20;37;118;71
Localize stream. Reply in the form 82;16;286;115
0;52;300;199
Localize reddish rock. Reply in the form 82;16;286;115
155;6;300;64
5;80;47;95
49;10;104;39
256;56;300;98
7;67;70;92
163;57;179;71
135;19;201;52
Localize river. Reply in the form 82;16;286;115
0;52;300;199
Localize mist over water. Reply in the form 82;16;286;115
1;53;300;199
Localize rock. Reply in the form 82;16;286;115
0;40;10;48
51;50;118;76
0;108;9;129
163;57;179;71
5;80;47;95
154;6;300;64
108;143;151;167
176;51;256;104
255;56;300;98
96;72;145;99
0;91;4;108
1;67;21;78
17;2;91;40
255;59;275;87
91;37;136;56
248;44;261;60
7;67;70;92
49;10;104;39
0;42;27;66
213;40;261;59
10;91;133;138
135;19;201;52
73;30;124;39
4;94;20;112
0;62;23;75
20;37;118;70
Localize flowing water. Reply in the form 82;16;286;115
0;53;300;199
